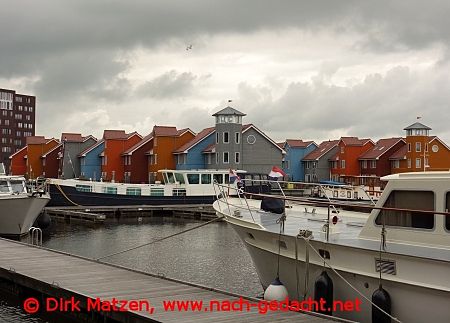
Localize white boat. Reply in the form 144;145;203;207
213;172;450;323
47;169;242;207
0;164;50;237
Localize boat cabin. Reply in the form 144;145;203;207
359;171;450;247
0;176;27;195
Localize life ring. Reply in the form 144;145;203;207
340;191;345;197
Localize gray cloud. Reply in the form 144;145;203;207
137;71;197;99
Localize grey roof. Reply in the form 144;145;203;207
403;122;432;130
212;106;246;116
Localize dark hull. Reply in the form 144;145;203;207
47;184;216;207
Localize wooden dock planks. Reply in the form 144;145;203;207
0;238;343;323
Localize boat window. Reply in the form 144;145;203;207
213;174;223;184
354;192;358;199
347;191;351;199
76;184;92;192
174;172;185;184
245;174;252;186
224;174;229;184
126;187;141;196
10;180;25;193
150;188;164;196
166;172;175;184
173;188;186;196
445;193;450;231
102;187;117;194
162;172;169;184
201;174;212;184
375;190;434;229
186;174;199;184
0;180;9;193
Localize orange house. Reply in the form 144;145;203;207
122;126;195;183
9;146;28;175
10;136;60;178
145;126;195;182
100;130;142;182
390;122;450;173
330;137;374;182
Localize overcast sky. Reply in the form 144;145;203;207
2;0;450;144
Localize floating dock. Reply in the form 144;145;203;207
0;238;345;323
45;204;217;224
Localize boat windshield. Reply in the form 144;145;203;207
0;180;9;193
10;180;25;193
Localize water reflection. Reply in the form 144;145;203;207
2;217;262;322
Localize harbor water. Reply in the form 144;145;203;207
0;216;262;322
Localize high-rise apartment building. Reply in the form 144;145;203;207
0;88;36;172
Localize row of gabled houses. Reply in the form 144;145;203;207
8;106;450;185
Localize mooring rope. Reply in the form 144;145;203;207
96;216;223;261
301;237;402;323
55;183;82;207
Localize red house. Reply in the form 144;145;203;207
41;143;63;178
122;126;195;183
359;138;405;178
101;130;142;182
330;137;374;182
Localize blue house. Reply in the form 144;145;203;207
173;127;215;170
281;140;317;181
79;139;104;181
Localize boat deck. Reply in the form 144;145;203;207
216;197;450;262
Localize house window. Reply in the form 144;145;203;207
312;162;317;169
235;132;240;144
341;160;346;169
149;154;157;165
216;132;219;144
407;158;411;168
370;160;376;168
407;143;411;152
177;154;186;165
415;142;421;152
393;160;400;169
425;143;428;152
215;152;219;164
223;132;229;144
282;160;290;169
206;154;212;165
305;161;310;169
362;160;367;169
340;147;344;153
223;152;229;164
235;152;240;164
416;158;421;169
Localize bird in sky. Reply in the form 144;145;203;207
186;44;193;50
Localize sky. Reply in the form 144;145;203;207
2;0;450;144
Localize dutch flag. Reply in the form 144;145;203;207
269;166;286;179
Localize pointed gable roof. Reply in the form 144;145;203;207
153;126;179;136
389;145;408;160
103;130;127;140
173;127;215;154
242;124;285;153
41;143;63;158
26;136;46;145
78;139;105;157
359;137;405;160
284;139;316;149
61;133;84;142
212;106;246;116
303;140;339;161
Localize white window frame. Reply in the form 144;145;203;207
223;152;229;164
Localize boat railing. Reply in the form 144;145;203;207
214;178;450;242
28;227;42;246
